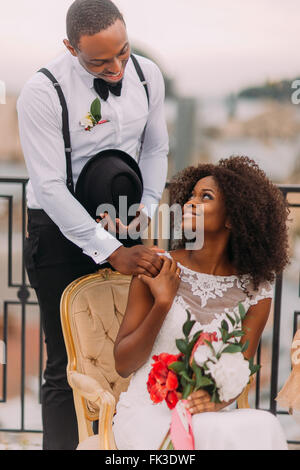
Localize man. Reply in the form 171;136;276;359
17;0;168;450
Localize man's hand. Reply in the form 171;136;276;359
97;204;151;237
108;245;165;277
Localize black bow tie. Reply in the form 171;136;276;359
93;78;123;101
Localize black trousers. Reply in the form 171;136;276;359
24;209;141;450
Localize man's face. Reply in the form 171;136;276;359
64;19;131;83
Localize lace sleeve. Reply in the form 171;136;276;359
247;279;274;308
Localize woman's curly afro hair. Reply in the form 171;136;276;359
169;156;290;292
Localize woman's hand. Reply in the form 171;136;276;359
138;256;181;309
185;389;231;415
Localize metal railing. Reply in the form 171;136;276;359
0;178;43;434
0;178;299;445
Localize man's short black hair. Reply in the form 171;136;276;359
66;0;125;50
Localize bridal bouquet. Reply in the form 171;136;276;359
146;303;260;450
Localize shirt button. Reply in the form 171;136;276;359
94;252;98;256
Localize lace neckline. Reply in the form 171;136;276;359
176;260;241;280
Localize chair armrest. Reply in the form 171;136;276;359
237;376;254;409
68;371;117;450
68;370;108;403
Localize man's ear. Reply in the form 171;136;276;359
63;39;78;57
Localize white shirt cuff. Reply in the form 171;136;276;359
82;224;123;264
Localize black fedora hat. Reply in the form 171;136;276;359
75;149;144;225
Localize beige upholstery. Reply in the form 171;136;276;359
60;267;252;450
60;268;132;449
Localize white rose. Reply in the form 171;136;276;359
194;341;225;367
80;114;94;128
206;352;250;402
194;344;214;367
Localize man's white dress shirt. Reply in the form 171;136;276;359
17;52;169;264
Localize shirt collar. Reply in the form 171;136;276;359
71;55;95;89
71;54;131;90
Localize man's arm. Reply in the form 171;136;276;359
17;77;164;276
17;78;123;264
138;60;169;220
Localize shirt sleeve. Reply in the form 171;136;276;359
138;61;169;220
17;78;122;264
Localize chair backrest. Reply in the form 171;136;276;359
60;268;132;421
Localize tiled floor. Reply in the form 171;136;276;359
0;432;298;451
0;432;42;450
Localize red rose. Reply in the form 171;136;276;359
152;361;168;383
147;353;181;407
149;382;168;403
165;391;179;410
158;353;180;367
147;370;156;393
166;370;179;391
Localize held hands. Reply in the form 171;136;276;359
138;256;181;309
108;245;166;277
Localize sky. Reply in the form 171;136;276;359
1;0;300;97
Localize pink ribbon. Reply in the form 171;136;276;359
170;400;195;450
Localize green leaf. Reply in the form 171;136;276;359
189;331;202;350
168;361;185;374
211;390;221;403
232;330;245;337
90;98;102;122
191;360;214;390
185;309;191;322
179;370;194;383
196;376;214;388
249;357;261;376
182;383;193;399
238;302;246;320
180;376;187;388
241;340;249;352
183;320;196;338
227;330;245;339
222;344;243;354
185;331;202;359
221;320;229;331
204;340;214;353
176;339;188;355
226;313;236;327
220;328;229;343
234;312;241;323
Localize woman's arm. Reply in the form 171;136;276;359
240;297;272;359
186;297;272;415
114;256;181;378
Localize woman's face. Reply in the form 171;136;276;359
181;176;229;238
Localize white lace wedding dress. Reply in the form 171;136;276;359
113;252;288;450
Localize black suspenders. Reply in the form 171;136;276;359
38;68;75;195
38;54;150;196
130;54;150;104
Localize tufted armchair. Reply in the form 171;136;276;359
60;268;132;450
60;267;253;450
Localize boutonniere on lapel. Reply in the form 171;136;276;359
80;98;110;132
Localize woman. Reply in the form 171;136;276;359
113;156;290;450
